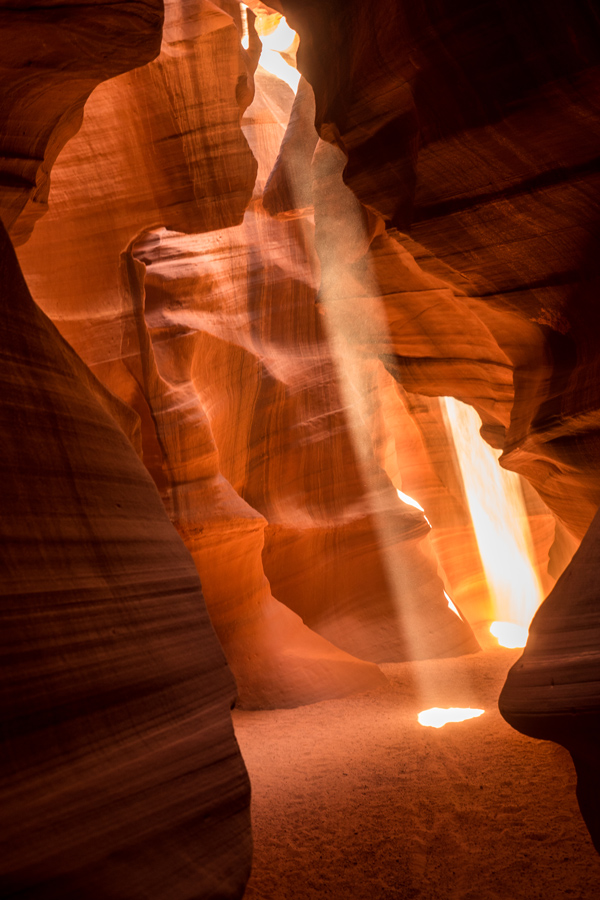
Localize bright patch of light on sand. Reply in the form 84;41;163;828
396;488;431;526
444;591;462;620
418;708;485;728
490;621;528;649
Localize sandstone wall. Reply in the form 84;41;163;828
0;2;253;895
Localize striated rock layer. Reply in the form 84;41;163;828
266;70;556;622
0;0;164;245
0;220;251;898
136;210;477;665
1;1;254;894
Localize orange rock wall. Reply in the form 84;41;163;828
16;3;392;709
0;211;251;898
5;0;599;879
0;0;164;244
0;2;253;895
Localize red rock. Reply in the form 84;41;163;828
0;220;251;898
500;506;600;851
0;0;164;245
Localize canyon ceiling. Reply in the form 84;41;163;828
1;0;600;896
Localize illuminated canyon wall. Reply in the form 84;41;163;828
1;0;600;893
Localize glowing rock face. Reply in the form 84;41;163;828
418;708;485;728
396;488;425;512
444;591;462;620
396;488;431;526
242;8;300;93
490;621;528;649
441;397;543;632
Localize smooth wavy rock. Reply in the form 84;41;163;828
263;76;557;621
263;78;504;629
137;216;478;664
0;0;164;245
499;506;600;852
131;69;479;665
0;220;251;898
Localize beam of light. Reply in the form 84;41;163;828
241;6;300;93
246;51;466;672
441;397;543;648
490;620;528;649
315;144;470;671
258;17;296;53
418;707;485;728
258;50;301;93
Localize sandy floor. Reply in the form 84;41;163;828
233;625;600;899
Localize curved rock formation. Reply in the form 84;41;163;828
1;2;254;894
499;507;600;852
18;4;480;706
5;0;599;882
135;208;477;665
0;220;251;898
0;0;164;245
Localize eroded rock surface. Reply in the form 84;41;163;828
0;0;164;245
7;0;597;874
500;506;600;852
1;1;254;894
280;0;600;540
0;220;251;898
18;6;480;705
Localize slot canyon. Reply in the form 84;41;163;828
1;0;600;897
